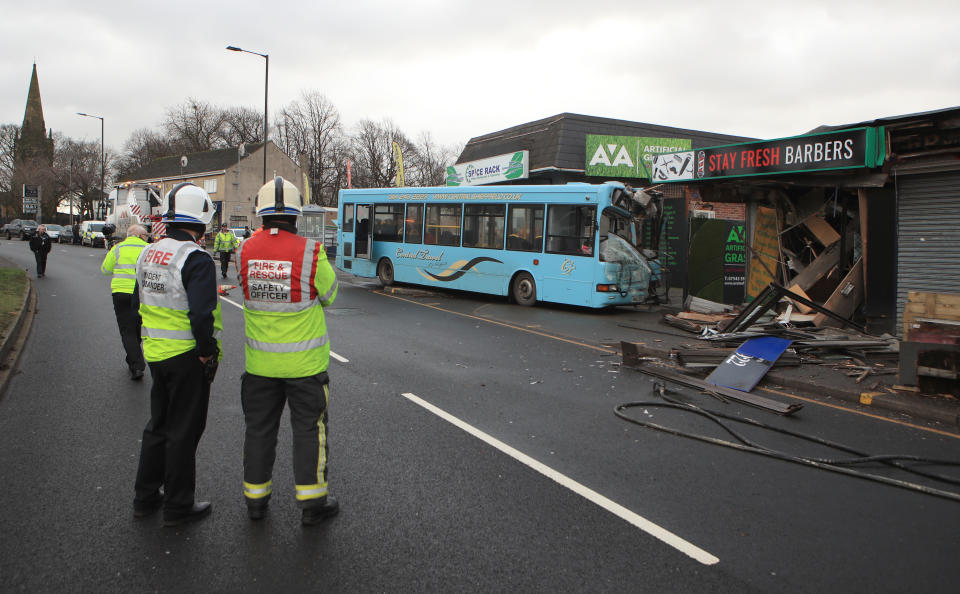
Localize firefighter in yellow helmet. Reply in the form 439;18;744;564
238;176;338;525
132;182;223;527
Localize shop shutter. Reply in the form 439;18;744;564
895;171;960;336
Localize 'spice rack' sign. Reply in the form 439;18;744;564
650;127;885;182
446;151;529;186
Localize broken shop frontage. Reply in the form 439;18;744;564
648;106;960;396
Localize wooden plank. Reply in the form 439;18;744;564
904;291;960;336
803;213;841;246
785;285;814;314
787;240;841;291
813;257;864;328
747;206;779;300
676;311;732;323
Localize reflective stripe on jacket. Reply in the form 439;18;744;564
239;227;337;378
214;231;239;253
101;236;148;294
137;237;223;362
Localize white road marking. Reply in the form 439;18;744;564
219;294;348;363
401;391;720;566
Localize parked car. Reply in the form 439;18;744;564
80;220;107;247
3;219;39;240
58;224;74;244
43;224;63;242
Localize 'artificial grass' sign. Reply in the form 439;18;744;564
585;135;691;179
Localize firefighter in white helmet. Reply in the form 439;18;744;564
238;176;339;525
132;182;223;527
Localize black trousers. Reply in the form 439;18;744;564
218;251;232;278
112;292;145;372
241;372;330;507
33;251;48;276
135;350;211;512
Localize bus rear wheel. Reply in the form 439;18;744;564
511;272;537;306
377;258;395;287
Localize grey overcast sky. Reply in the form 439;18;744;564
1;0;957;155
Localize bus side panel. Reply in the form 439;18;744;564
538;253;596;306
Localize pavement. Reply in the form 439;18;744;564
2;258;958;431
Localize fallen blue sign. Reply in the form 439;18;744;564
706;336;793;392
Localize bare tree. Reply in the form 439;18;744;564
275;90;346;205
409;132;461;187
0;124;18;217
116;127;177;178
349;118;413;189
218;106;264;147
52;136;108;220
163;98;229;153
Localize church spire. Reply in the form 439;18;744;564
21;63;47;142
16;63;54;164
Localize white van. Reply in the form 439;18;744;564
80;220;107;247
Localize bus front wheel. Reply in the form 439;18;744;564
377;258;395;287
511;272;537;306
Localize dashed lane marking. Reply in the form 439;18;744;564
219;294;348;363
401;391;720;566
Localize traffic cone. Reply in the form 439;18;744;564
218;284;237;296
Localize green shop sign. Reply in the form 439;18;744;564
585;134;692;179
447;151;528;186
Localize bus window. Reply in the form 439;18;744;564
373;204;403;242
405;204;423;244
546;205;596;256
343;203;355;232
425;204;461;246
506;205;544;252
463;204;505;249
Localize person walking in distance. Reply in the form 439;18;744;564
213;222;239;279
132;183;223;527
29;225;52;277
101;224;150;380
238;177;339;525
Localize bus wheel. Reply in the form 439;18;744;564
511;272;537;306
377;258;395;287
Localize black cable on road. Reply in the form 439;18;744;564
615;383;960;503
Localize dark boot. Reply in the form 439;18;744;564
301;496;339;526
163;502;212;527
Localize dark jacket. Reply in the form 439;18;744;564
29;233;51;255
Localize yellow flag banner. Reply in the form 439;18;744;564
393;141;405;187
302;172;311;204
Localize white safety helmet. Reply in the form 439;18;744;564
161;182;215;225
256;176;303;217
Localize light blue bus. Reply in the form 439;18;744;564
335;182;662;308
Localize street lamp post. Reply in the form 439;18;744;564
226;45;269;184
77;112;105;218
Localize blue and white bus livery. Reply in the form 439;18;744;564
335;182;662;309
